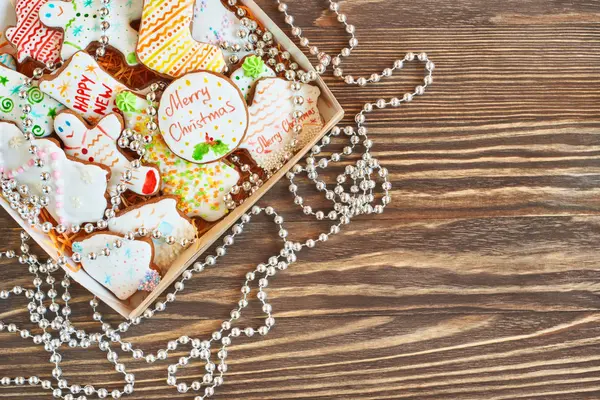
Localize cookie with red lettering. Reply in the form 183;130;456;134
0;122;110;227
72;233;160;300
38;51;145;125
157;70;248;164
192;0;251;66
144;134;240;221
0;63;66;137
6;0;63;64
39;0;142;66
107;196;197;273
230;56;276;100
137;0;226;78
54;110;161;197
241;78;323;171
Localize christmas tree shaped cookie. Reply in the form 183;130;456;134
73;233;160;300
54;110;160;196
39;0;142;65
0;63;65;137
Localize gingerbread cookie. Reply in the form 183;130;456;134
192;0;251;66
137;0;226;78
72;233;160;300
241;78;324;171
54;110;160;196
6;0;63;64
0;63;65;137
157;71;248;164
107;197;197;273
39;51;144;125
0;0;16;52
0;54;16;70
230;56;276;100
0;122;110;226
144;134;240;221
39;0;142;66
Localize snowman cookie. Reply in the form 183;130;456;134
192;0;251;66
0;63;65;137
39;0;142;66
241;78;324;171
39;51;145;126
6;0;63;64
73;233;160;300
156;71;248;164
230;56;276;100
54;110;160;196
108;197;197;273
0;122;110;227
137;0;226;78
144;134;240;221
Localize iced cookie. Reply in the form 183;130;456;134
108;197;197;273
0;122;110;226
73;233;160;300
192;0;251;66
144;134;240;221
240;78;323;171
54;110;160;196
0;0;16;52
6;0;63;64
39;0;142;66
137;0;226;78
0;63;65;137
157;71;248;164
230;56;276;100
0;54;16;70
39;51;144;125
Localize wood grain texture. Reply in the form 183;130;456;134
2;0;600;398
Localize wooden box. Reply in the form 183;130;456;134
0;0;344;318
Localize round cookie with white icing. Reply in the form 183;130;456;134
0;122;110;227
72;233;160;300
144;134;240;221
158;71;248;164
230;56;276;100
39;0;142;66
107;196;197;273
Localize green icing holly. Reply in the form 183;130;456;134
193;140;229;162
242;56;266;79
115;91;139;113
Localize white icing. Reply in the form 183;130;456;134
240;78;324;171
0;63;65;137
230;60;276;100
0;122;109;226
74;234;155;300
191;0;252;66
107;197;197;272
39;0;142;66
54;111;160;196
0;53;16;70
158;71;248;164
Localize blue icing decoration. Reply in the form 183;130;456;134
72;242;83;252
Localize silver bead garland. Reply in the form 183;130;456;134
0;0;433;399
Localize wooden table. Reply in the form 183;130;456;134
2;0;600;399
